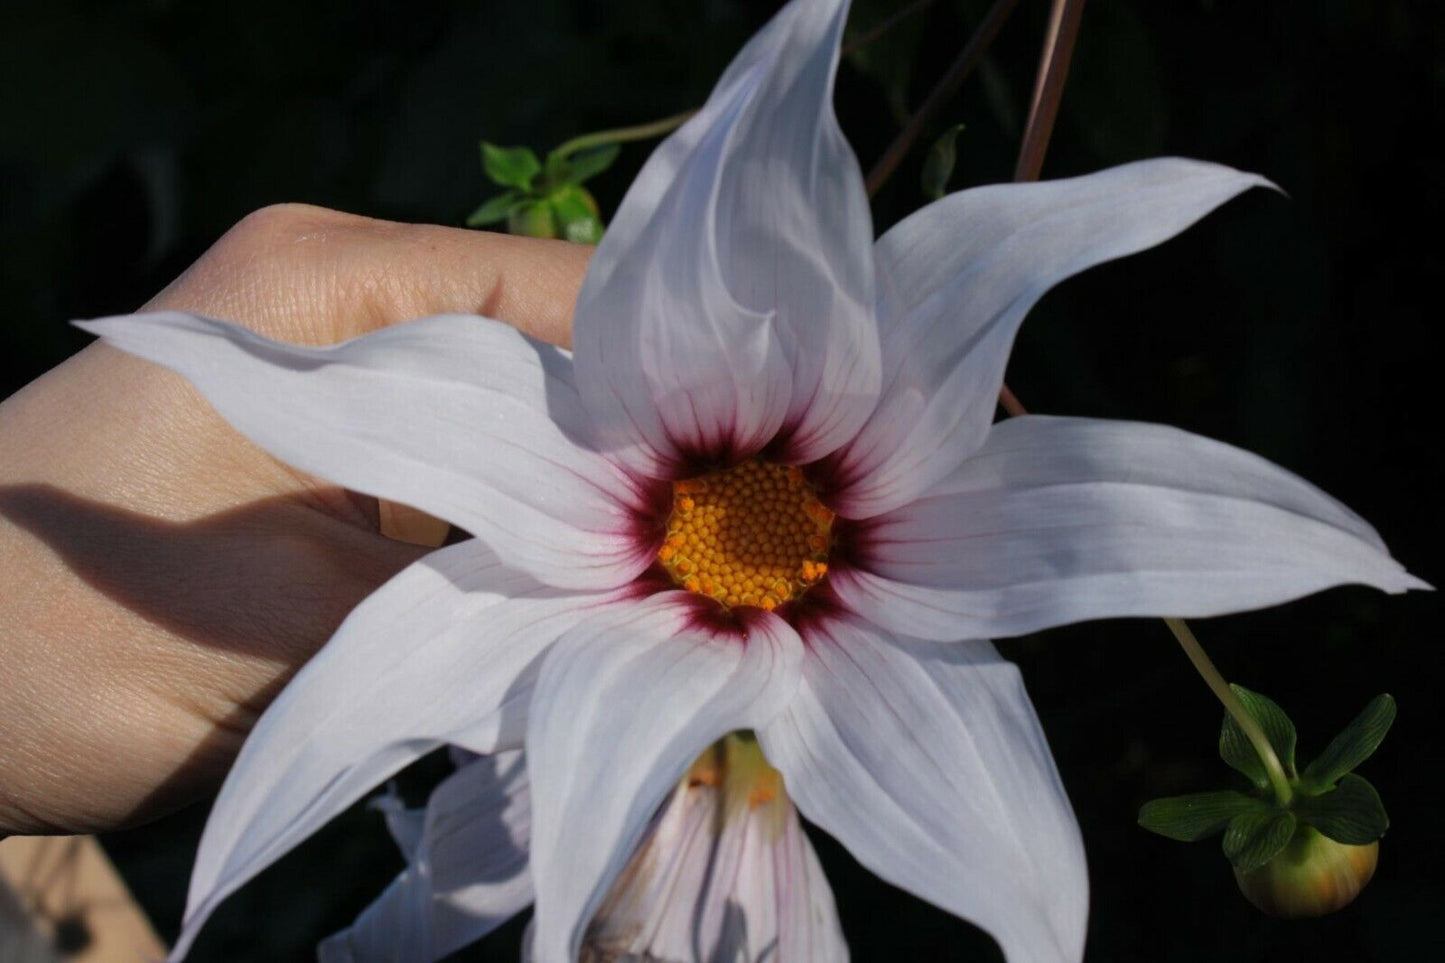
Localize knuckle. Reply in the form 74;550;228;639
220;202;355;256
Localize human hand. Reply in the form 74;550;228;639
0;205;590;835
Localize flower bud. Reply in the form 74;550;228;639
507;199;558;239
1233;825;1378;917
550;184;604;244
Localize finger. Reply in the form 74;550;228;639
144;204;593;348
141;206;588;546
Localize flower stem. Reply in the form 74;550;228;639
1013;0;1087;182
552;110;698;160
1163;618;1294;806
998;382;1028;417
995;391;1293;806
865;0;1022;199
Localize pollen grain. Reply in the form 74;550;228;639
659;460;833;610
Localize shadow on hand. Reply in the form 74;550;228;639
0;483;424;666
0;483;428;830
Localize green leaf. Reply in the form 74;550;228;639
1220;685;1297;789
550;184;604;244
921;124;964;201
1302;694;1396;790
465;191;520;227
1223;809;1297;874
481;143;542;190
1138;790;1271;842
1295;773;1389;844
562;143;620;185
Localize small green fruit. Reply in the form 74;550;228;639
1233;825;1378;917
550;184;604;244
507;200;558;239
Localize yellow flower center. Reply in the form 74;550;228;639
657;460;833;610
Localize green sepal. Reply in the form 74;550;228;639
1220;685;1297;789
481;143;542;190
540;151;572;191
1294;773;1389;845
465;190;521;228
550;184;604;244
921;124;964;201
540;143;618;195
1223;809;1297;874
506;199;558;239
559;143;620;186
1138;790;1271;842
1302;694;1396;791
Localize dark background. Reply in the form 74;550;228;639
2;0;1441;959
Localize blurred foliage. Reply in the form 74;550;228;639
3;0;1443;960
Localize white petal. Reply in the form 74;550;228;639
573;0;878;474
525;595;803;962
757;617;1086;963
78;312;652;591
585;756;846;962
835;415;1427;640
169;542;616;960
831;159;1273;517
318;751;533;963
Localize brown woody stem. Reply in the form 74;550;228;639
1013;0;1087;182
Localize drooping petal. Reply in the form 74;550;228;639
584;749;847;963
751;798;848;963
835;415;1427;641
757;617;1086;963
169;542;619;960
573;0;878;475
318;752;533;963
525;594;803;962
78;312;652;591
830;159;1273;517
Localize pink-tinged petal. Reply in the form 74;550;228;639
573;0;878;475
168;542;617;961
831;159;1273;517
585;741;846;962
837;415;1428;641
525;594;804;963
757;617;1086;963
78;312;652;591
725;799;847;963
318;752;533;963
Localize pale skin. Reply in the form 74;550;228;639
0;205;591;836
